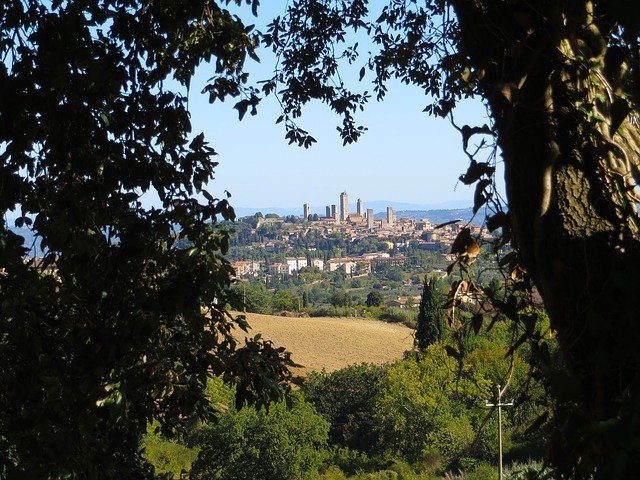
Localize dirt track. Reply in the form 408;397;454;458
237;312;415;373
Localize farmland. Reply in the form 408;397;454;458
237;312;415;373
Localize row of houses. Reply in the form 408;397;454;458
231;252;409;278
232;257;324;276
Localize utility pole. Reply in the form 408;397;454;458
485;384;513;480
242;281;246;313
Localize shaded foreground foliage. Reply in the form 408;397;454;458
0;1;295;477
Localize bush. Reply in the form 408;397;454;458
355;471;399;480
320;465;348;480
379;307;416;327
372;346;474;464
328;447;379;476
466;462;498;480
302;364;386;454
190;394;329;480
230;281;272;314
366;291;385;307
307;305;362;317
142;432;197;478
273;289;301;312
331;290;352;307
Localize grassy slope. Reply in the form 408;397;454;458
237;312;415;373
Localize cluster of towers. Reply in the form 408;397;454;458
303;192;396;228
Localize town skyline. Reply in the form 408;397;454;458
232;197;474;219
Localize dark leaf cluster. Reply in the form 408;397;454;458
0;1;294;477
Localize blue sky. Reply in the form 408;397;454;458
186;3;499;211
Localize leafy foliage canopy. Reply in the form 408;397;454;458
0;1;295;477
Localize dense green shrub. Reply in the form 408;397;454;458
372;345;477;464
190;393;329;480
379;307;417;326
142;433;198;478
366;291;385;307
465;462;498;480
327;447;380;476
320;465;348;480
230;281;273;314
307;305;362;317
331;290;353;307
273;289;301;311
303;364;386;453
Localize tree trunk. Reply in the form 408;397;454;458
452;1;640;477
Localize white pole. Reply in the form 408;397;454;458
485;384;513;480
497;384;503;480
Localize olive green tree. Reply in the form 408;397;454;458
190;394;329;480
0;1;294;477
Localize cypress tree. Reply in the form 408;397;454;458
415;278;444;350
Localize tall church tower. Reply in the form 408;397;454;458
340;191;349;221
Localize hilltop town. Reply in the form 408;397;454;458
229;191;484;281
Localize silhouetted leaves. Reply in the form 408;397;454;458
460;125;494;151
459;160;495;185
444;345;462;361
471;313;484;334
486;211;508;232
473;179;492;214
524;411;549;436
0;1;294;477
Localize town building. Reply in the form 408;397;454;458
310;258;324;270
285;257;308;274
268;263;287;275
327;257;359;275
386;206;396;227
340;191;349;221
346;213;365;225
231;260;263;277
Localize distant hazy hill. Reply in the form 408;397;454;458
8;206;477;255
387;208;477;224
233;199;472;218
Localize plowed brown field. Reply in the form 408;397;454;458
236;312;415;373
